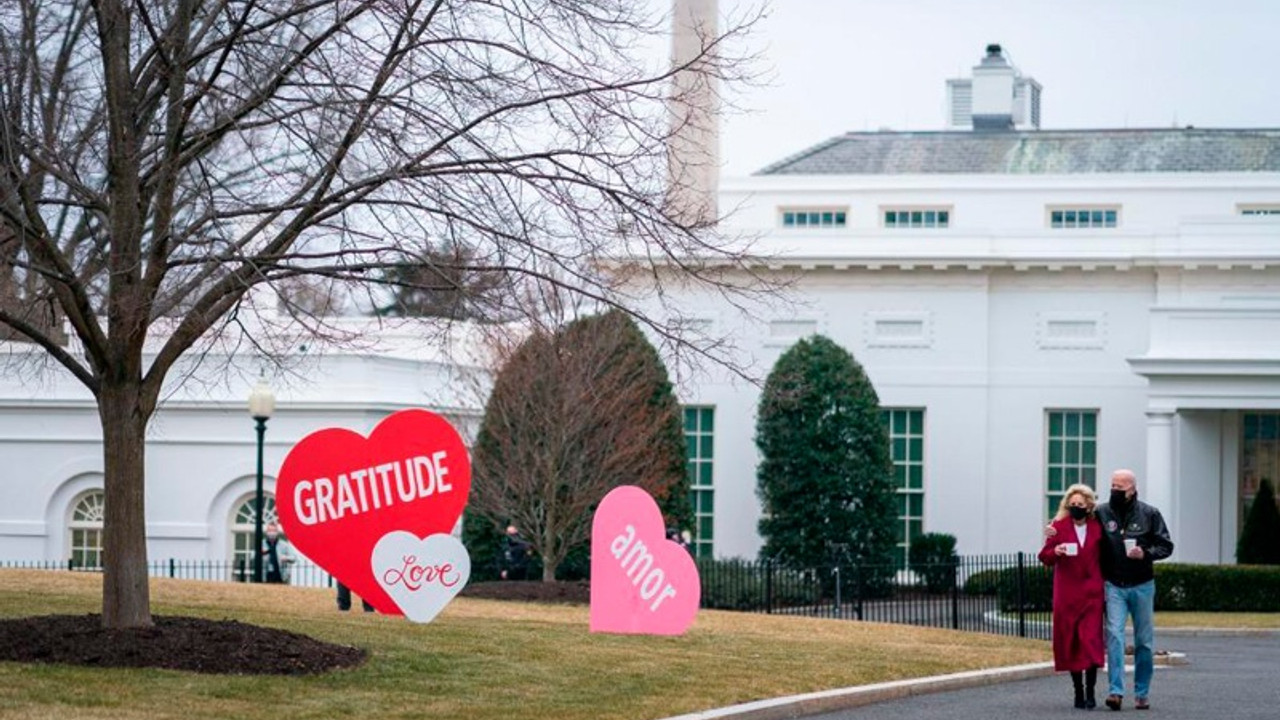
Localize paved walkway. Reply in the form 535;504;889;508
804;634;1280;720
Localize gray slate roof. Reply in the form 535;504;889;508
756;128;1280;175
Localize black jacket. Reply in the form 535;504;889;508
1095;499;1174;587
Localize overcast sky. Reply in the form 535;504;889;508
715;0;1280;176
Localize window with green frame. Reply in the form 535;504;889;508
683;406;715;558
881;408;924;568
1046;410;1098;518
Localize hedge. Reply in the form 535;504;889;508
697;558;821;611
1154;564;1280;612
908;533;959;594
964;562;1280;613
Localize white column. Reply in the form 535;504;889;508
1143;410;1177;532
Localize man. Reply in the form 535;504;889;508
336;581;375;612
1095;469;1174;711
499;525;531;580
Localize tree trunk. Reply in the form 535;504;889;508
542;560;558;583
98;382;153;628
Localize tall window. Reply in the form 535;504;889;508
68;491;105;569
1049;207;1118;228
1241;413;1280;529
1046;411;1098;518
882;409;925;568
231;494;277;579
683;407;715;558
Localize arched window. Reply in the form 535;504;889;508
230;494;276;580
68;491;105;570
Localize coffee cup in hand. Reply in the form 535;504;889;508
1124;538;1138;554
1062;542;1079;556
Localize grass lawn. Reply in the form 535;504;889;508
1155;612;1280;628
0;569;1049;720
997;610;1280;629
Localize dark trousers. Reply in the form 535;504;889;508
336;582;374;612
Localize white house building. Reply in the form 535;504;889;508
663;44;1280;566
0;316;488;578
3;36;1278;575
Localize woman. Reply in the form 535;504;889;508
1038;483;1105;710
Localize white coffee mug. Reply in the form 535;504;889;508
1124;538;1138;553
1062;542;1079;556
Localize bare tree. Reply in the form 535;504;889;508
0;0;764;627
371;244;510;321
470;310;688;581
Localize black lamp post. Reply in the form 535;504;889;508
247;378;276;583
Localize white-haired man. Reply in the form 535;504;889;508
1095;469;1174;711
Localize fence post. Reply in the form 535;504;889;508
764;559;774;615
169;558;176;578
950;559;960;630
67;557;74;572
834;566;842;620
854;564;864;621
1016;551;1027;638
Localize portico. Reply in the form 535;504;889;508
1131;304;1280;563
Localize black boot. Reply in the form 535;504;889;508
1085;667;1098;710
1072;671;1087;709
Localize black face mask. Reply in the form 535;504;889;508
1068;506;1089;521
1110;489;1131;510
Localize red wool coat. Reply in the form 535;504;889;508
1038;516;1105;672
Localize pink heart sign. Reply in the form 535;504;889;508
276;409;471;615
590;485;700;635
372;531;470;623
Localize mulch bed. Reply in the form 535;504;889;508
0;614;365;675
460;580;590;604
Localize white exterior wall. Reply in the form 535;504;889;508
664;171;1280;562
3;170;1278;568
0;323;488;565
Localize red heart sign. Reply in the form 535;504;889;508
275;409;471;614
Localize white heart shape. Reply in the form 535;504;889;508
372;531;471;623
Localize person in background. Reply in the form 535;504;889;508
336;581;374;612
499;525;531;580
261;522;296;584
667;527;693;555
1039;483;1106;710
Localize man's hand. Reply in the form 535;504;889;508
1127;546;1145;559
1044;525;1057;538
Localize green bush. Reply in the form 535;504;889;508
962;561;1280;613
1237;478;1280;565
1154;563;1280;612
994;565;1054;612
962;568;1003;596
697;558;821;611
908;533;958;594
755;336;897;574
959;563;1053;610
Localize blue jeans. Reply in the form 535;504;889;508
1105;580;1155;699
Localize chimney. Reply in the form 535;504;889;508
666;0;719;226
946;44;1041;131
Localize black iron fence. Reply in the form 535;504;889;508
0;558;336;588
696;553;1053;640
2;553;1052;639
